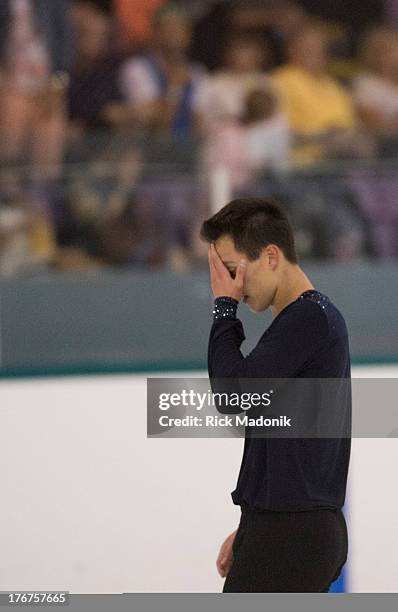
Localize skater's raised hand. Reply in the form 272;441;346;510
208;243;246;301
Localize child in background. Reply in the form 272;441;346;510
201;85;291;190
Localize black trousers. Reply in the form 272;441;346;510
223;504;348;593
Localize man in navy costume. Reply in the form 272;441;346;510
201;198;351;592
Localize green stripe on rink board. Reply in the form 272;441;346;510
0;357;397;379
0;361;208;379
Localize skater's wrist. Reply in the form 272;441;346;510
212;296;239;321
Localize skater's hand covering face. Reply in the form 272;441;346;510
208;235;280;313
208;242;247;300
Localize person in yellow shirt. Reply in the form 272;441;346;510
272;23;371;164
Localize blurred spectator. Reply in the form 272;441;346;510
191;0;307;70
196;33;272;131
68;0;124;135
114;0;166;49
272;22;374;164
296;0;384;53
55;193;163;271
54;137;154;270
353;25;398;153
0;0;72;75
107;2;206;138
228;1;308;65
0;177;57;276
91;197;157;267
201;85;291;189
0;0;71;170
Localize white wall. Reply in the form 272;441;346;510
0;367;397;593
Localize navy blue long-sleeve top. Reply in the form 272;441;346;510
208;289;352;512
